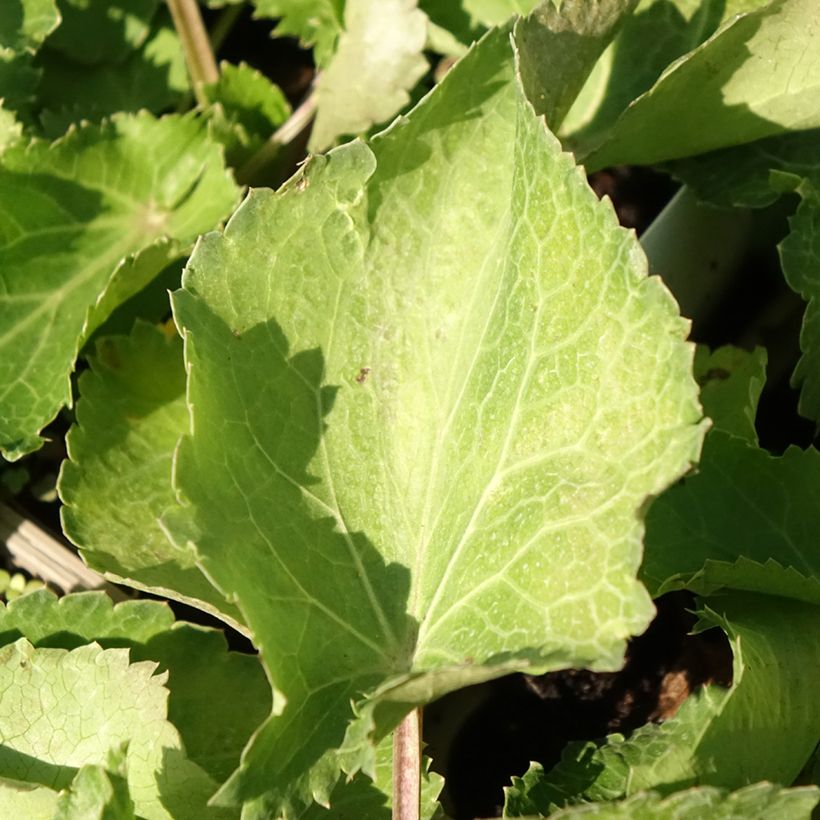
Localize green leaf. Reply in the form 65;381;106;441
45;0;161;65
59;322;244;631
0;111;239;460
204;61;291;167
0;777;60;817
0;104;23;152
513;0;639;131
0;0;60;112
505;594;820;812
560;0;767;146
462;0;539;28
514;782;820;818
296;733;444;819
308;0;428;151
580;0;820;169
36;15;190;136
169;24;704;815
0;589;271;788
0;588;175;645
0;638;230;819
666;128;820;209
251;0;344;66
693;345;766;443
643;431;820;601
54;745;135;820
0;0;61;51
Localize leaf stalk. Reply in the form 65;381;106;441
393;708;422;820
166;0;219;106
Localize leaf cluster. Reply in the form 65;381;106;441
0;0;819;818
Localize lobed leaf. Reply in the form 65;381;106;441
169;19;704;816
0;111;239;460
59;321;244;631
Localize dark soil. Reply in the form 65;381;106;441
424;592;733;819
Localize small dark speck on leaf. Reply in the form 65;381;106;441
355;367;371;384
704;367;731;382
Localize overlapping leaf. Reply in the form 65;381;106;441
0;0;59;111
37;15;190;135
673;133;820;422
59;322;244;630
0;111;239;460
577;0;820;169
308;0;428;151
169;18;703;816
0;589;271;785
504;594;820;813
514;782;819;819
0;638;230;819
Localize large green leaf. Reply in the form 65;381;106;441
0;589;271;786
0;638;230;819
580;0;820;169
513;783;820;819
0;111;239;460
59;322;244;631
308;0;428;151
169;22;704;816
505;594;820;813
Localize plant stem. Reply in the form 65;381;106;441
393;708;421;820
236;86;318;185
209;2;243;53
166;0;219;106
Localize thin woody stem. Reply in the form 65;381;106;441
393;708;422;820
166;0;219;106
236;86;318;184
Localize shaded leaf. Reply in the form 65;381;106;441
251;0;343;66
45;0;161;65
37;15;189;136
54;745;135;820
59;322;244;630
581;0;820;169
169;23;703;816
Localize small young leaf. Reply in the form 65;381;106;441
251;0;344;66
54;746;135;820
170;22;704;815
308;0;428;151
0;112;239;460
59;322;245;631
